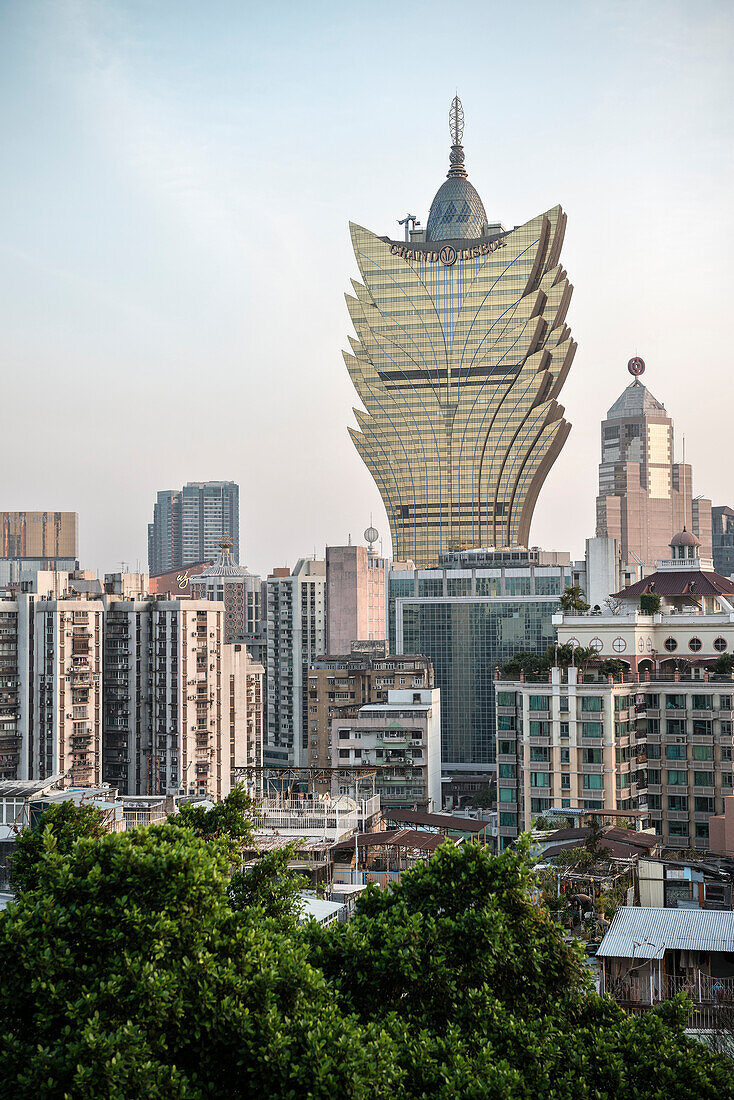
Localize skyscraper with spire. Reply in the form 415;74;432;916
344;97;576;569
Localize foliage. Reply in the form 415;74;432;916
9;799;108;894
466;783;493;810
228;844;308;929
1;828;732;1098
175;783;256;841
598;657;627;679
711;653;734;676
559;584;590;612
500;649;548;679
640;591;661;614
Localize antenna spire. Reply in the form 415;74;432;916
447;95;467;179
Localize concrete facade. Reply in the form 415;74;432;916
325;545;389;653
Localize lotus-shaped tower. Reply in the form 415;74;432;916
345;98;576;568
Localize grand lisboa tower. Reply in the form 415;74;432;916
344;97;576;569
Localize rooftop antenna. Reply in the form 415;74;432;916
448;94;467;178
397;214;420;241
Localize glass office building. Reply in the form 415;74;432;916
390;550;571;770
344;98;576;568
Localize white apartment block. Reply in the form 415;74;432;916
331;688;442;810
266;559;326;766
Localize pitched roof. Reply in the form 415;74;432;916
597;906;734;959
606;381;667;420
613;570;734;598
331;829;453;852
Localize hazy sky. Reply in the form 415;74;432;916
1;0;732;576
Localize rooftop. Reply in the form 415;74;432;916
597;906;734;959
606;380;667;420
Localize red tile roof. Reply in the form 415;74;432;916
613;570;734;598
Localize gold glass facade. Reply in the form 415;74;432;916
345;206;575;569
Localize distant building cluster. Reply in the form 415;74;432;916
4;98;734;902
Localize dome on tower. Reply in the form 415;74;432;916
425;95;489;243
670;528;700;548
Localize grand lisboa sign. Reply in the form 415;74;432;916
389;237;506;264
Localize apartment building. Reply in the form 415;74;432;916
307;643;434;768
494;532;734;850
148;481;239;576
266;559;326;766
0;585;260;802
331;688;442;810
190;537;264;657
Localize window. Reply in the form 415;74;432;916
667;770;686;785
560;698;569;713
695;796;715;814
723;747;733;762
669;822;689;837
498;763;515;778
583;747;602;763
695;823;710;839
499;812;517;827
714;637;728;652
583;774;603;789
530;798;551;813
497;715;516;731
497;691;515;707
666;745;685;760
529;747;549;762
498;740;515;755
694;771;715;787
499;788;515;803
529;721;549;737
560;748;570;763
581;697;602;712
666;719;686;736
668;795;688;811
530;772;550;788
720;696;732;711
664;637;678;652
692;720;713;737
666;695;685;710
582;722;602;738
693;745;713;761
647;694;660;708
561;775;570;789
648;769;661;784
692;695;712;710
529;696;550;711
647;744;661;758
647;718;660;734
560;722;569;738
616;774;629;789
689;637;703;653
648;794;661;809
724;773;734;788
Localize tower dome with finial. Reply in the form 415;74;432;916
425;96;489;242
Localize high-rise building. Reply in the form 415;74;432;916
390;549;573;774
147;481;239;575
307;643;434;768
0;511;78;585
344;98;576;568
595;361;711;570
326;539;390;653
266;559;326;765
190;537;264;658
712;507;734;578
0;585;258;801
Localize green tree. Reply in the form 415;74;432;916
1;829;731;1098
640;591;661;614
228;843;308;929
711;653;734;676
9;799;108;894
559;584;590;612
598;657;627;680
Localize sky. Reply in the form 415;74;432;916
1;0;732;577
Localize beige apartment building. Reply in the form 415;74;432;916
307;643;434;768
0;583;260;802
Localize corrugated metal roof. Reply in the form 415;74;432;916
597;906;734;959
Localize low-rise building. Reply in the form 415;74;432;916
598;906;734;1030
331;688;441;811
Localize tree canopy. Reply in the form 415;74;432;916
0;814;731;1099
